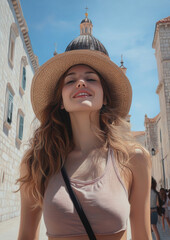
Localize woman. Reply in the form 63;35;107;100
17;49;152;240
150;177;160;240
168;190;170;221
160;188;170;230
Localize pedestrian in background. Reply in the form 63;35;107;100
150;177;160;240
159;188;170;230
167;190;170;221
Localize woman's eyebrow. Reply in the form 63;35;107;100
65;72;76;77
85;71;96;74
65;71;97;78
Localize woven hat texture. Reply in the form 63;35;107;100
31;49;132;121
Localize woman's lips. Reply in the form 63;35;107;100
73;90;92;98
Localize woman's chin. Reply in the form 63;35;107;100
66;105;102;113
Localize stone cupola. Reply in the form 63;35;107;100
80;10;93;35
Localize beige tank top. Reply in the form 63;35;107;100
43;148;130;238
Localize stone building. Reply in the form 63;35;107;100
144;114;164;188
150;16;170;189
137;17;170;189
0;0;38;222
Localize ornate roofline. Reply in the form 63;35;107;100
11;0;39;72
152;16;170;49
145;113;160;124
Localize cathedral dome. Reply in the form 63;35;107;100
65;34;109;56
65;11;108;56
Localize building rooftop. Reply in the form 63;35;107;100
145;113;160;124
156;16;170;24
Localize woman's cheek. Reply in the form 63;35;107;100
61;88;69;109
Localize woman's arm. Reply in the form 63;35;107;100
127;149;152;240
17;163;42;240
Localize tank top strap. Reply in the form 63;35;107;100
109;148;128;197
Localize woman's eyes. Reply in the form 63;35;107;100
65;80;76;84
86;79;96;82
65;78;97;85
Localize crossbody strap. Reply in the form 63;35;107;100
61;166;97;240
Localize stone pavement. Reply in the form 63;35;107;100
151;216;170;240
0;216;47;240
0;215;169;240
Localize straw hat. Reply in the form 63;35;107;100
31;49;132;122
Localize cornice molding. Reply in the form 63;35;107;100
156;81;164;94
11;0;39;72
145;113;160;124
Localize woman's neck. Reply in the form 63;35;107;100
69;111;103;154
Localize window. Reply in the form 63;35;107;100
160;129;162;141
10;40;15;63
4;83;15;130
16;109;25;144
85;27;87;33
7;91;13;124
19;56;28;95
22;66;26;90
8;23;19;68
18;114;24;140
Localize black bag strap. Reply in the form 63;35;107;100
61;166;97;240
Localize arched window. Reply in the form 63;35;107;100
85;27;87;33
4;83;15;130
16;109;25;144
19;56;28;95
8;23;19;68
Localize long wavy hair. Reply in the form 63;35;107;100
17;64;144;207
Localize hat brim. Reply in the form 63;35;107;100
31;49;132;121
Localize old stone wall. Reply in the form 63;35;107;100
153;20;170;188
0;0;36;221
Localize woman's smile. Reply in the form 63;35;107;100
73;90;92;98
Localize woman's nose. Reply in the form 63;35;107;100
76;79;87;88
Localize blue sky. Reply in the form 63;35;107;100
20;0;170;131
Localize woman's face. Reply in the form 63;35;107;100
61;65;104;113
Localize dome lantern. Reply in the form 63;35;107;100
80;8;93;35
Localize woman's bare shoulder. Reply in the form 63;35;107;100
127;146;152;172
121;147;151;197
